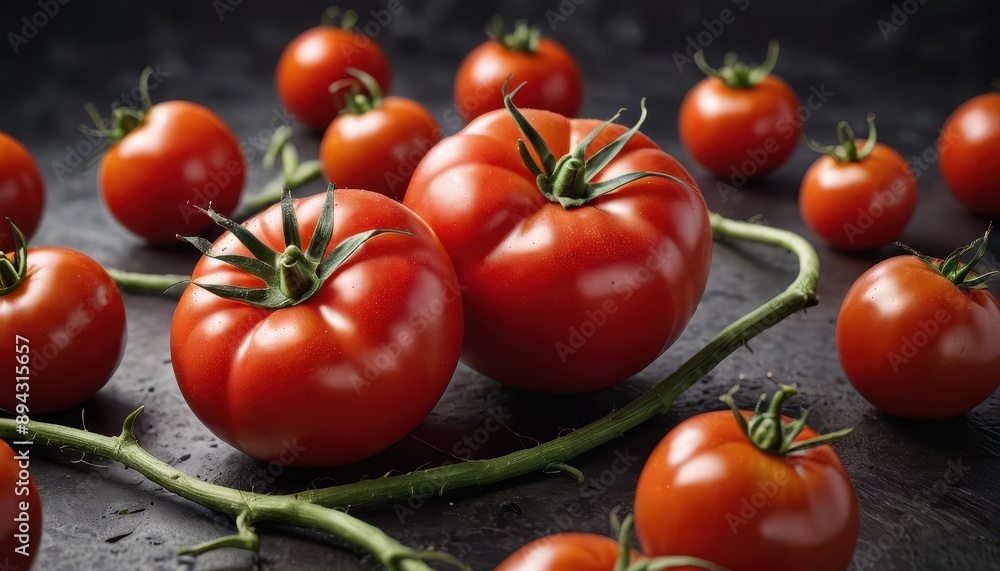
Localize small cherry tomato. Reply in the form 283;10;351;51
494;515;721;571
494;533;621;571
455;17;582;123
939;92;1000;216
277;8;392;130
800;115;917;249
97;69;245;244
171;187;463;467
320;69;440;201
0;439;41;570
1;222;127;413
679;41;801;179
0;132;44;252
836;230;1000;419
634;386;859;571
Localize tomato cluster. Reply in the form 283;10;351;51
3;6;998;571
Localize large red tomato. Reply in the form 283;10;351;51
679;42;801;179
277;9;392;130
1;223;127;414
799;116;917;249
320;70;440;201
634;387;859;571
939;92;1000;216
836;231;1000;419
0;439;41;570
404;89;712;393
455;18;582;123
170;188;463;467
0;132;44;252
99;78;245;244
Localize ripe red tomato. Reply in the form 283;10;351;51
634;387;859;571
99;99;245;244
0;439;41;570
276;11;392;130
799;116;917;249
170;188;463;467
494;533;621;571
0;132;44;252
1;227;127;413
404;91;712;393
836;232;1000;419
679;42;801;179
939;92;1000;216
320;71;440;201
455;18;582;123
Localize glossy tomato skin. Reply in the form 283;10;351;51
454;38;582;123
0;439;41;569
800;142;917;250
320;97;440;201
99;101;245;244
0;132;44;252
679;75;801;178
404;108;712;393
939;93;1000;216
634;410;859;571
277;26;392;130
170;190;463;467
495;533;622;571
836;256;1000;419
1;248;127;413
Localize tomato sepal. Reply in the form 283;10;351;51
806;114;879;163
179;184;412;308
720;384;853;455
612;513;726;571
486;16;540;53
693;40;779;89
0;218;28;293
504;83;694;208
896;224;999;290
78;66;155;152
320;6;359;30
329;67;384;115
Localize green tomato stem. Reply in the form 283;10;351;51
236;159;323;218
0;214;819;567
104;268;188;296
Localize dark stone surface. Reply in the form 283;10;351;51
2;1;998;569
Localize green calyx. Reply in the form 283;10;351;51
504;82;692;209
610;512;726;571
0;219;29;295
79;67;155;147
329;67;384;115
807;114;878;163
695;40;779;89
320;6;358;30
486;16;540;53
720;384;853;456
179;184;411;309
897;225;999;290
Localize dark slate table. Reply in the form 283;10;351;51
2;1;998;569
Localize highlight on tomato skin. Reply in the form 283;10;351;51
938;92;1000;217
0;132;45;253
